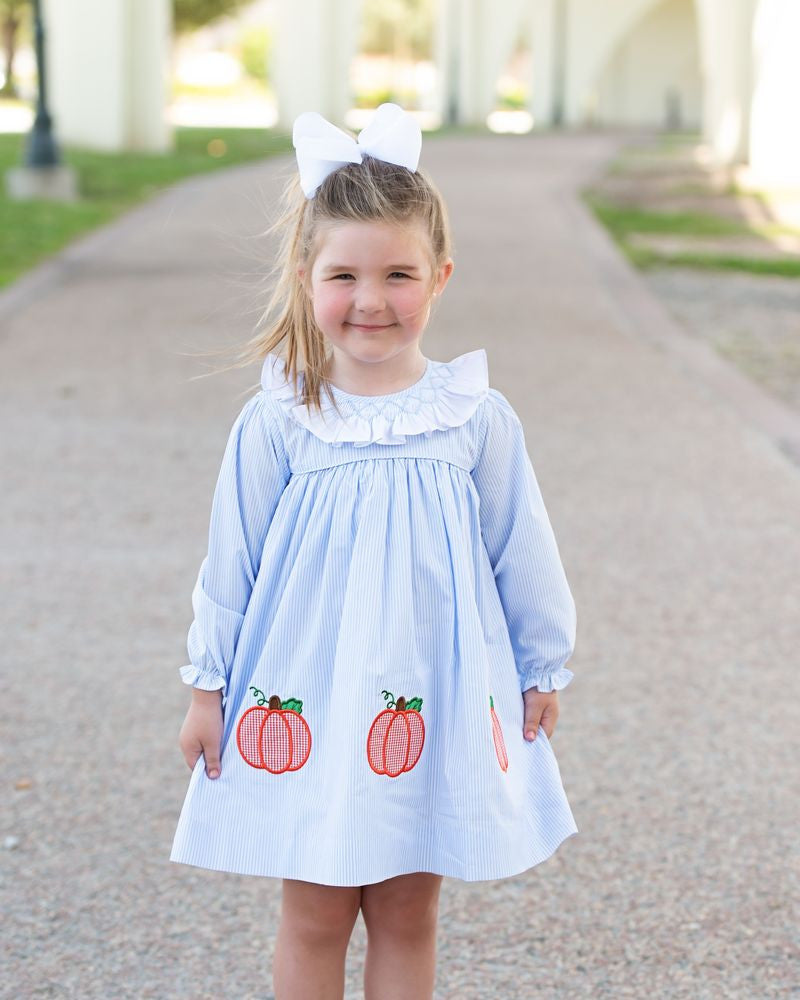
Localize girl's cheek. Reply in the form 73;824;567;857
315;307;338;332
398;290;431;323
314;289;347;325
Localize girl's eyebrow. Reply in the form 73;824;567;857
321;263;422;272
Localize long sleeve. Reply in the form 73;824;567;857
471;390;576;693
179;392;290;701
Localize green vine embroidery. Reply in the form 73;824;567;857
249;686;303;714
381;689;423;712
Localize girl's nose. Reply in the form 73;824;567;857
354;281;385;312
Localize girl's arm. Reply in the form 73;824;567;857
180;391;291;705
471;390;576;696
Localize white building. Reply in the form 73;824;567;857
43;0;800;186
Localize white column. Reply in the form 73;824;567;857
43;0;172;152
455;0;482;123
749;0;800;186
530;0;558;127
273;0;361;128
434;0;458;124
451;0;527;125
695;0;757;165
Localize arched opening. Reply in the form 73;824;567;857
348;0;437;128
592;0;701;128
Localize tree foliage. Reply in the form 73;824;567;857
360;0;434;61
239;24;271;83
173;0;250;35
0;0;29;100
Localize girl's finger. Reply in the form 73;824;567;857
523;708;543;741
203;743;221;779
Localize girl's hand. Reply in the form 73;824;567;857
179;688;224;779
522;687;560;742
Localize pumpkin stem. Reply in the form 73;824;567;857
268;695;282;710
396;696;407;711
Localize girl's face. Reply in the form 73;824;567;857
304;219;453;380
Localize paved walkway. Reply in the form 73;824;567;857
2;134;798;1000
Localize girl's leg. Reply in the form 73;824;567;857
273;878;362;1000
360;872;443;1000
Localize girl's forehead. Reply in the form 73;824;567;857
314;218;431;259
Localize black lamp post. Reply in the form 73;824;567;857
552;0;567;127
446;0;459;126
25;0;60;167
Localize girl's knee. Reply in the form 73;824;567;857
281;879;362;945
360;873;442;939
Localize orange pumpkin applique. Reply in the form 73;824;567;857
367;690;425;777
490;695;508;772
236;686;312;774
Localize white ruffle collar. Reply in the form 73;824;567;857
261;348;489;447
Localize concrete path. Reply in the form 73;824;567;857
2;133;798;1000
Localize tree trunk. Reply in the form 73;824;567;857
1;13;20;99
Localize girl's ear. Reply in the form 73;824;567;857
433;258;454;298
297;266;311;299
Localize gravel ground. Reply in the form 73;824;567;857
2;132;799;999
643;267;800;414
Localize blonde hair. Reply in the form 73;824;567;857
226;151;453;415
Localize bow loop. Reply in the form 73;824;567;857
292;103;422;199
356;103;422;173
292;113;362;198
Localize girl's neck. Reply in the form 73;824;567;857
324;352;428;396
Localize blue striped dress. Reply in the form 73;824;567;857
170;348;578;886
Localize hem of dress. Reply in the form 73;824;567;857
169;826;578;887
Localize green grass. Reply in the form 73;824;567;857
0;127;292;288
585;194;752;237
585;192;800;278
629;245;800;277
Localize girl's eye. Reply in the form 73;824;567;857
330;272;411;280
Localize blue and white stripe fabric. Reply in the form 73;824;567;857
171;349;578;886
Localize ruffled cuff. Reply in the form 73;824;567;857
179;663;227;694
520;664;574;693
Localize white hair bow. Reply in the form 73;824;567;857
292;103;422;199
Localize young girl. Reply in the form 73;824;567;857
171;103;578;1000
